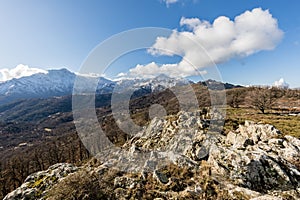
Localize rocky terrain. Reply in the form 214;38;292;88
3;163;78;200
4;111;300;199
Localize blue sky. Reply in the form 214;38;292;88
0;0;299;87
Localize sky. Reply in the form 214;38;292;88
0;0;299;87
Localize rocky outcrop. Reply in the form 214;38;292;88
210;121;300;197
3;163;78;200
114;111;300;199
5;111;300;199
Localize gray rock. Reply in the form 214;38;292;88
6;110;300;199
114;176;138;189
4;163;78;200
210;121;300;195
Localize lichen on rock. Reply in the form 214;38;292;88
3;163;78;200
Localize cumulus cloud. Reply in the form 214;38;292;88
129;8;283;78
129;62;207;78
274;78;289;89
0;64;48;82
180;17;201;30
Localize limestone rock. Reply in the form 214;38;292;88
4;163;78;200
114;176;138;189
210;120;300;198
5;111;300;199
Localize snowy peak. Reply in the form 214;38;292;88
0;68;113;104
114;74;190;93
0;69;75;97
0;70;191;104
0;64;48;82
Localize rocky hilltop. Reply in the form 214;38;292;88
4;111;300;199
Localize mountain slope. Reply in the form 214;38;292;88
0;68;115;104
0;69;74;102
0;69;191;104
0;67;244;105
4;111;300;199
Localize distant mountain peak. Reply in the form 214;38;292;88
0;64;48;82
0;68;113;104
0;68;191;104
0;68;242;104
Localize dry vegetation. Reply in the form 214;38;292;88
47;160;235;200
225;107;300;138
225;86;300;138
0;84;299;199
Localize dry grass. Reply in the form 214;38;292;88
225;107;300;138
47;168;122;200
46;162;239;200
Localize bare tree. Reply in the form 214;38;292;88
227;88;245;108
249;87;276;114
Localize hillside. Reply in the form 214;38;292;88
0;83;299;199
4;111;300;199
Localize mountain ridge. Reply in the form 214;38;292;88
0;68;242;105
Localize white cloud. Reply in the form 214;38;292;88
180;17;202;30
0;64;48;82
116;72;127;77
274;78;289;89
162;0;196;7
75;72;102;78
129;62;207;78
162;0;180;6
129;8;283;78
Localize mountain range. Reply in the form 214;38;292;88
0;69;298;200
0;69;192;104
0;68;241;105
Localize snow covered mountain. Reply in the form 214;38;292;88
0;69;190;105
0;69;114;104
114;74;190;93
0;69;74;97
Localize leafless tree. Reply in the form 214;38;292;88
227;89;245;108
249;87;276;114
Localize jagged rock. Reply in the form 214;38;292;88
226;121;282;148
114;176;138;189
241;121;281;142
6;111;300;199
209;120;300;197
128;113;300;198
3;163;78;200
